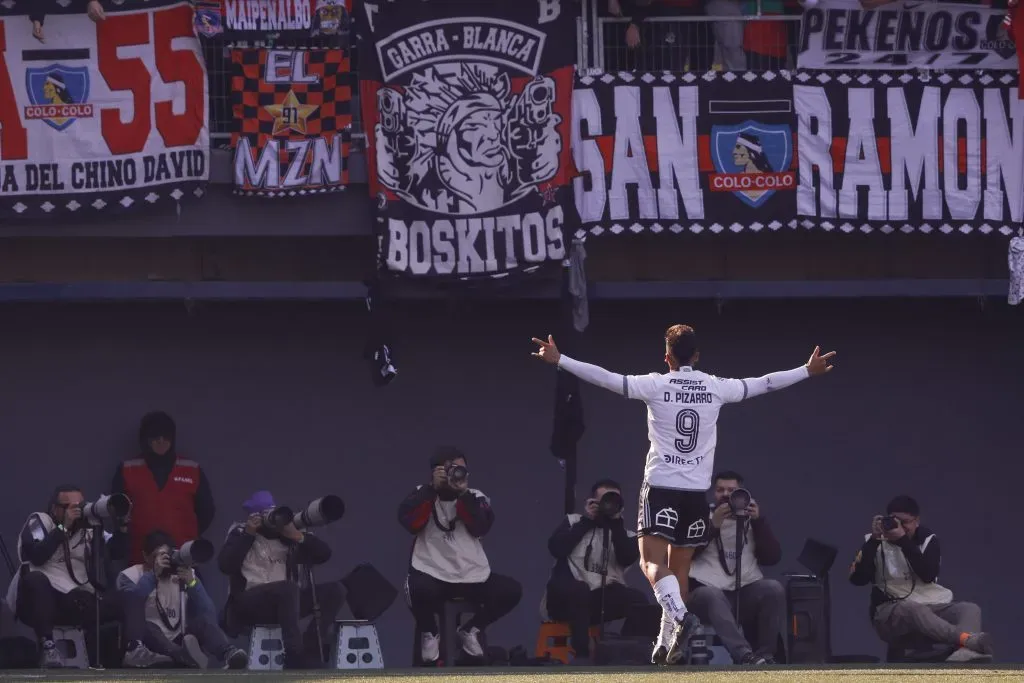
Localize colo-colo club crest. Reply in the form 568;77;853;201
709;121;795;209
369;5;570;278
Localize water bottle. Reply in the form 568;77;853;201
688;626;709;665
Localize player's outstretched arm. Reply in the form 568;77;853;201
531;335;626;396
721;346;836;402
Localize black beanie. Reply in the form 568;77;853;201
139;411;176;448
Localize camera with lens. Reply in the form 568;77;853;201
597;490;624;519
82;493;132;526
445;463;468;486
727;488;752;518
880;515;901;532
168;539;214;572
261;495;346;534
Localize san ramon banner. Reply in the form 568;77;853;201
0;0;208;219
573;70;1021;237
359;0;578;281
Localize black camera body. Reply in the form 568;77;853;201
728;488;752;517
445;463;468;485
880;515;901;532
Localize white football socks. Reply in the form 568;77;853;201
653;575;688;624
656;609;675;649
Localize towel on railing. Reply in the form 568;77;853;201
1009;234;1024;306
569;239;589;333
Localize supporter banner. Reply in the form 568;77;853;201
0;0;208;219
573;71;797;237
573;70;1020;237
231;48;351;196
192;0;349;45
359;0;578;280
797;70;1021;235
798;0;1016;70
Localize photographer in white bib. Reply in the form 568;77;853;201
687;471;784;665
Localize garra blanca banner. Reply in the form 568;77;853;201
572;71;798;238
796;70;1021;235
191;0;349;45
359;0;578;281
798;0;1017;70
231;48;352;196
0;0;208;220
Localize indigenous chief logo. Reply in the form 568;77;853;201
709;121;795;208
24;65;94;132
374;62;561;215
311;0;347;37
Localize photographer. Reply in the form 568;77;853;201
218;491;346;669
542;479;647;664
849;495;993;662
687;471;783;665
5;485;169;668
399;447;522;665
112;411;216;564
117;530;247;669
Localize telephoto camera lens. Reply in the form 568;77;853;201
262;506;294;531
293;495;346;529
82;493;132;526
728;488;752;517
881;515;900;531
171;539;214;568
598;490;624;518
446;463;468;484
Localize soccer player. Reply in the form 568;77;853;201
532;325;835;665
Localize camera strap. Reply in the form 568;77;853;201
430;502;458;542
63;529;90;587
154;581;183;633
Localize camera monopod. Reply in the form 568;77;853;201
595;526;612;649
732;514;748;623
88;527;105;670
305;565;326;664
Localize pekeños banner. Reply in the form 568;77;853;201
573;71;797;237
796;70;1021;235
191;0;349;44
0;0;208;219
231;48;352;196
573;70;1020;237
359;0;578;280
798;0;1017;70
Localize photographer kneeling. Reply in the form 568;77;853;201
6;485;169;668
687;471;783;665
542;479;647;665
219;491;346;669
399;447;522;665
118;530;248;669
849;495;993;662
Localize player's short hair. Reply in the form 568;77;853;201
591;478;621;495
713;470;744;485
886;495;920;517
430;446;467;469
665;324;698;365
143;530;174;556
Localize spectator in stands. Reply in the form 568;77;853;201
112;411;216;566
399;447;522;666
741;0;799;70
611;0;715;72
848;495;993;662
542;478;647;665
30;0;106;43
117;530;248;669
687;471;784;664
7;484;168;668
218;490;346;669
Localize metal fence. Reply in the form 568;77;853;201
202;6;801;142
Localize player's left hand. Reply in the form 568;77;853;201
805;346;836;376
531;335;561;365
747;500;760;520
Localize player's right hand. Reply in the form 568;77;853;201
431;466;447;490
531;335;561;365
805;346;836;376
244;513;262;536
584;499;599;520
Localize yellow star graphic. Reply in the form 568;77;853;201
263;89;319;136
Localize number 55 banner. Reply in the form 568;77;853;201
0;0;208;220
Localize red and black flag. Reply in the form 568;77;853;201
231;48;351;197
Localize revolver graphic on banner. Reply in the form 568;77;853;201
375;87;414;193
509;76;560;186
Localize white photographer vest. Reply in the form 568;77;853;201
865;533;954;605
6;513;93;612
410;488;490;584
120;564;185;641
690;517;763;591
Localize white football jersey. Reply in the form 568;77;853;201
624;366;748;491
